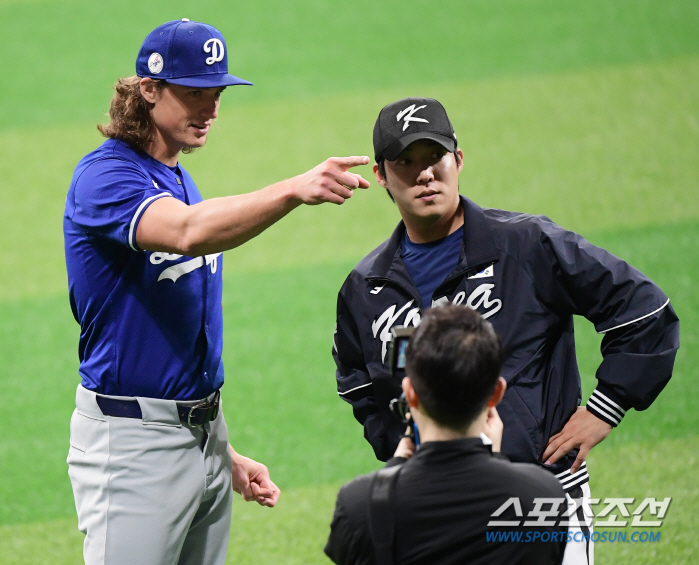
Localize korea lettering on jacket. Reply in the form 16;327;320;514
333;196;679;489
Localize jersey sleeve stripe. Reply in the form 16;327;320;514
555;461;590;492
586;390;625;426
128;192;172;251
555;461;586;479
592;390;627;414
558;472;590;492
587;395;624;421
597;298;670;334
337;382;373;396
586;398;622;425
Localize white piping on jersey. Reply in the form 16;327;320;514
555;461;587;479
590;390;626;419
592;390;626;413
597;298;669;334
586;389;626;425
559;472;589;492
338;382;373;396
555;461;589;491
586;398;623;426
128;192;172;251
157;253;221;283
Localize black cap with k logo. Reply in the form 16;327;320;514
373;97;457;162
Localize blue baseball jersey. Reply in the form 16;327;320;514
64;138;224;400
401;226;463;309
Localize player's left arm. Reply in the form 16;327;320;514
229;444;280;507
533;219;680;471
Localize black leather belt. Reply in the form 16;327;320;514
95;390;220;427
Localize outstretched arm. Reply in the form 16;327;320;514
137;156;370;256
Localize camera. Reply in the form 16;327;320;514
387;325;414;382
387;326;420;447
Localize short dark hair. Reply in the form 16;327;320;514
405;305;503;431
377;150;461;203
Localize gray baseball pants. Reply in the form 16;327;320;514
67;385;233;565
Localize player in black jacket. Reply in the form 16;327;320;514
332;97;679;564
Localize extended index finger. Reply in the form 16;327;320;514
331;156;370;170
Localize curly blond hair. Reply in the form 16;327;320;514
97;76;194;154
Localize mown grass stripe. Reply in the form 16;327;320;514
2;0;699;129
1;221;696;526
2;57;698;300
1;438;696;564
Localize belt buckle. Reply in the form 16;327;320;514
187;390;220;427
187;401;206;427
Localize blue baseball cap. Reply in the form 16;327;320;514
136;19;252;88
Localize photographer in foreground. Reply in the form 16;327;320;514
325;306;566;565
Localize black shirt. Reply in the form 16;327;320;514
325;438;566;565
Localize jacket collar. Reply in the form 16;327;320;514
366;195;499;283
414;437;493;458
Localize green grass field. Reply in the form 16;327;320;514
1;0;698;563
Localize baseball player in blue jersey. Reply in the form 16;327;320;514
64;19;369;565
332;98;679;564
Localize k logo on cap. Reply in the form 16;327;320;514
373;97;457;162
396;104;429;131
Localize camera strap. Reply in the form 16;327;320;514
369;464;404;565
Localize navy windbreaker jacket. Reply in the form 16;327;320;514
333;197;679;489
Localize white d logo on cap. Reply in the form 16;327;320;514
203;38;225;65
148;52;164;74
